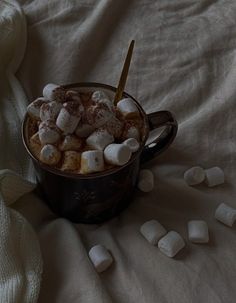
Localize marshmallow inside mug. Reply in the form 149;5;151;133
23;83;149;178
22;82;177;223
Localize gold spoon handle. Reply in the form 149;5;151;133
114;40;135;105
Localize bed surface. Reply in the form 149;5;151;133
7;0;236;302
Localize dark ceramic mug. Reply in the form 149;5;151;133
22;82;178;224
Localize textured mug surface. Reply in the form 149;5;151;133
22;82;177;223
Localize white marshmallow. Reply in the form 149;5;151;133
158;231;185;258
205;167;224;187
91;90;108;102
117;98;139;118
75;123;95;138
65;90;81;103
188;220;209;243
184;166;205;186
61;151;81;172
86;129;114;151
40;101;62;121
59;135;83;151
98;98;114;111
123;138;140;153
140;220;167;245
38;121;61;145
88;244;113;273
86;103;114;128
137;169;154;192
56;108;81;134
27;97;48;119
104;116;124;139
215;203;236;227
39;144;61;165
29;132;42;158
123;125;140;141
42;83;65;102
80;150;104;174
104;143;131;166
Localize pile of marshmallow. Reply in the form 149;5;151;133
87;166;236;272
27;84;142;174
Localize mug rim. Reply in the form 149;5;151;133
22;82;150;180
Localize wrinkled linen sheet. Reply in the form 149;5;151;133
6;0;236;302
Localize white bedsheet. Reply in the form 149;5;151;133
7;0;236;302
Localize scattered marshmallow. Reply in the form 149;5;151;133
40;101;62;121
88;244;113;273
75;122;95;138
158;231;185;258
123;138;140;153
98;98;114;111
42;83;65;102
59;135;83;152
39;144;61;165
104;143;131;166
184;166;205;186
137;169;154;192
117;98;139;118
188;220;209;243
86;129;114;151
215;203;236;227
38;121;61;145
61;151;81;172
56;107;81;134
140;220;167;245
27;97;47;119
91;90;108;102
80;150;104;174
205;167;224;187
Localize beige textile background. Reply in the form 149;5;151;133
14;0;236;302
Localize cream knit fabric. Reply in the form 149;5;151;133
0;1;43;302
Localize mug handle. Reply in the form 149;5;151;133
141;110;178;163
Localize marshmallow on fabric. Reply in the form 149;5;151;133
27;97;47;119
88;244;113;273
140;220;167;245
205;167;225;187
38;120;61;145
104;143;131;166
40;144;61;165
40;101;62;121
86;129;114;151
188;220;209;243
91;90;108;102
56;101;83;134
61;151;81;172
117;98;139;118
184;166;205;186
215;203;236;227
80;150;104;174
123;138;140;153
137;169;154;192
43;83;65;102
158;231;185;258
59;135;83;152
